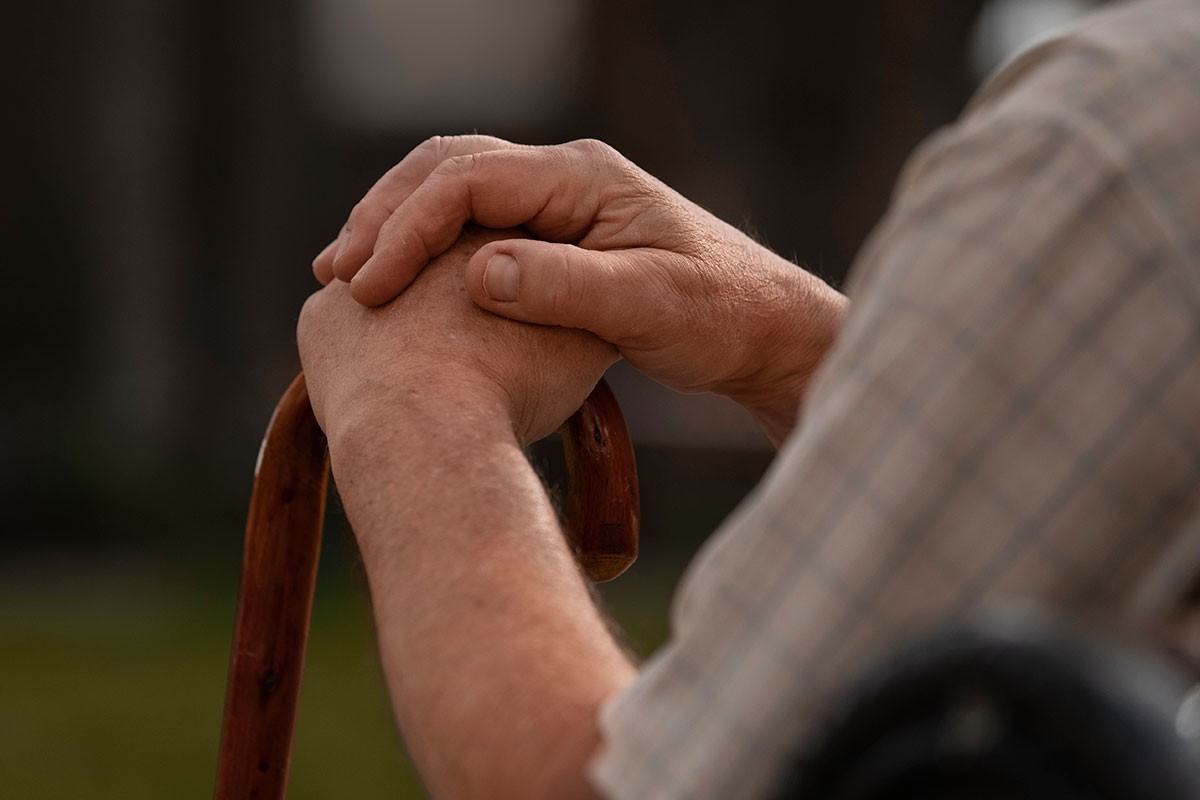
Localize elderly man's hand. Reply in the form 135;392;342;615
299;225;618;448
311;135;846;444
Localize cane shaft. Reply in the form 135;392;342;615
214;374;328;800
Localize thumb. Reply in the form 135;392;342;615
466;240;666;342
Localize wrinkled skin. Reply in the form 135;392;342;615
299;225;617;447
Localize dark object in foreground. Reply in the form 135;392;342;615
213;373;640;800
780;613;1200;799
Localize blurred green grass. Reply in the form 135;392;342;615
0;445;766;797
0;551;677;799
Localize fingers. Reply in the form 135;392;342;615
312;237;340;284
311;134;518;284
349;140;627;307
462;239;678;346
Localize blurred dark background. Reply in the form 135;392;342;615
1;0;1099;796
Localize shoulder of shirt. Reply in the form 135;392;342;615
891;1;1200;201
861;0;1200;300
892;0;1200;207
967;0;1200;120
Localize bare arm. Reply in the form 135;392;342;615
299;227;634;798
331;392;633;799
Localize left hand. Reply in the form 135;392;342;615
310;135;846;446
298;226;618;447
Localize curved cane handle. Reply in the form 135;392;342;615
561;378;640;582
214;374;639;799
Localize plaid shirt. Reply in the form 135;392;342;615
590;1;1200;797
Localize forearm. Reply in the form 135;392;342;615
329;389;635;799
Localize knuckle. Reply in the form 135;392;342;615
416;134;447;160
440;151;488;180
568;138;620;165
565;138;642;201
546;252;585;320
347;200;370;226
420;133;506;165
375;208;400;237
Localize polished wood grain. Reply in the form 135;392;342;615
214;375;639;798
214;373;329;800
561;379;640;582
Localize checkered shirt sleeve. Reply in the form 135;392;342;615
590;2;1200;797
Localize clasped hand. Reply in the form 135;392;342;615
298;226;617;448
303;135;846;448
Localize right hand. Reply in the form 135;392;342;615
312;136;846;441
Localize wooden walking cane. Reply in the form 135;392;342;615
213;372;639;799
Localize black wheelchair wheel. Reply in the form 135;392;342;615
776;613;1200;799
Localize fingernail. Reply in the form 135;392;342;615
483;253;519;302
333;231;352;264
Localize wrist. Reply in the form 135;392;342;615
326;370;517;471
327;377;526;565
718;259;847;446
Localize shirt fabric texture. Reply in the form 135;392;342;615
591;1;1200;797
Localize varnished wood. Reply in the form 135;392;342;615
215;375;639;798
561;379;640;582
214;373;329;800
